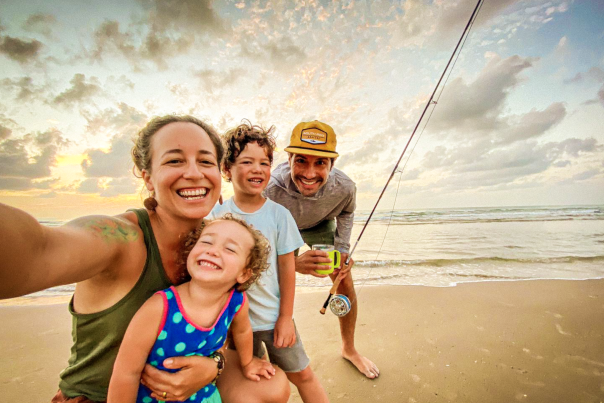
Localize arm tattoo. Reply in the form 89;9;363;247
70;217;139;243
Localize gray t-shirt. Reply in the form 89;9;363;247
264;162;356;253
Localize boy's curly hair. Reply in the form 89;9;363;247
178;213;271;291
222;120;276;181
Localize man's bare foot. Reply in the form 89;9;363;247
342;350;380;379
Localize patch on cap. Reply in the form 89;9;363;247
300;128;327;145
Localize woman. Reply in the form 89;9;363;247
0;115;290;402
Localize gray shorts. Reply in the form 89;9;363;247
253;324;310;373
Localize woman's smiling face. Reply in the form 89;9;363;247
143;122;222;221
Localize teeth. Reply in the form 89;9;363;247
249;179;262;183
300;179;317;185
198;260;220;270
178;188;207;198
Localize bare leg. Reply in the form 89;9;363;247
286;367;329;403
330;272;380;379
217;349;290;403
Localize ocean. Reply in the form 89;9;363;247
11;205;604;303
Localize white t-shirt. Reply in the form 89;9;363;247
209;198;304;331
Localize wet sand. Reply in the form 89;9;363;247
2;279;604;402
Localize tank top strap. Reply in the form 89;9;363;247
129;208;171;286
222;290;246;329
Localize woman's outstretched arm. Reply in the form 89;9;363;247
0;203;135;299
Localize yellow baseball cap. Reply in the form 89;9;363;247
284;120;339;158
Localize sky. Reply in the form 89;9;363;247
0;0;603;220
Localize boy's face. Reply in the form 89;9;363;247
187;220;253;286
288;153;333;197
226;142;271;198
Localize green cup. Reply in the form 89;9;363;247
312;244;341;275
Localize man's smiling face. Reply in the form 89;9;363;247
288;153;333;197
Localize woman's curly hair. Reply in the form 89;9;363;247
178;213;271;291
222;120;276;181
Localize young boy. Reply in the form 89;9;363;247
210;121;329;403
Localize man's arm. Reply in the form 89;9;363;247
334;183;356;274
334;184;356;255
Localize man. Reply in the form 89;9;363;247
265;120;379;379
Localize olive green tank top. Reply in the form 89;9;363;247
59;209;172;401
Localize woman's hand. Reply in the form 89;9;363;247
242;357;276;382
141;356;218;401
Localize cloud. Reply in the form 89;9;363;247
194;68;246;94
77;178;102;194
495;102;566;145
90;19;194;70
438;0;518;35
0;128;68;190
22;13;57;37
77;175;139;196
140;0;226;35
81;134;135;178
91;21;137;63
99;177;139;197
0;124;11;140
420;137;602;190
564;66;604;84
90;0;229;69
52;74;101;107
565;66;604;106
240;36;307;73
336;106;413;171
77;104;149;196
0;35;42;63
553;36;570;59
431;54;536;133
555;137;600;157
571;168;601;181
82;102;147;137
390;0;519;48
1;76;47;102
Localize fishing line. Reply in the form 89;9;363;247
320;0;486;315
354;0;486;295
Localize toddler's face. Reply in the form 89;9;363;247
226;142;271;197
187;220;254;287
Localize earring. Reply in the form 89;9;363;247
144;191;158;211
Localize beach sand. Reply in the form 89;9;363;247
2;279;604;403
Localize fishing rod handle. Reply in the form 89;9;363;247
320;295;332;315
319;273;344;314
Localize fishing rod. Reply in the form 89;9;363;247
320;0;485;316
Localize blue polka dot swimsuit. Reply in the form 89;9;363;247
136;286;246;403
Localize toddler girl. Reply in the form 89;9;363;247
108;214;275;402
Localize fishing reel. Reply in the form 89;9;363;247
329;294;351;317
